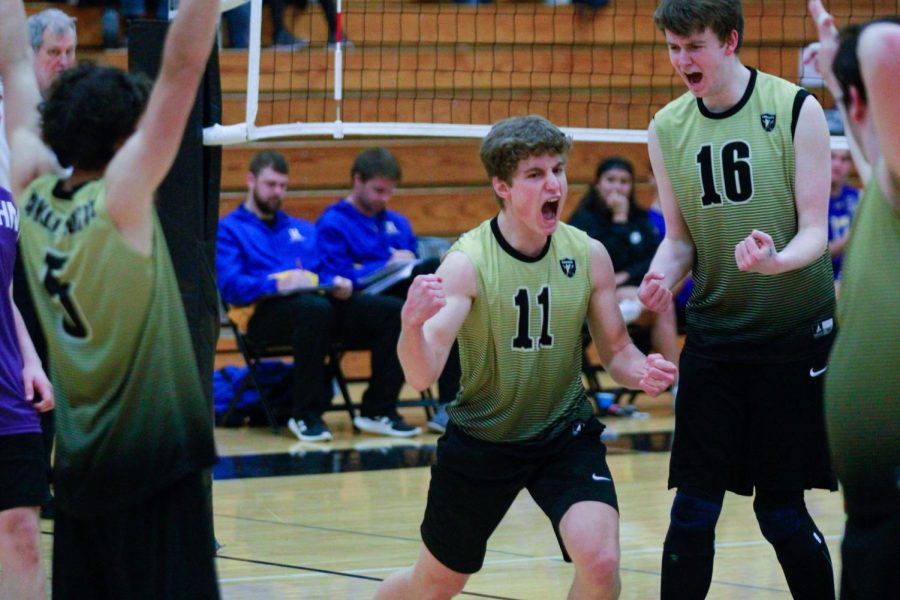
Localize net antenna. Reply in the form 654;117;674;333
201;1;855;149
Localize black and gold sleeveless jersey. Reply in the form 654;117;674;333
654;69;835;361
447;218;594;443
19;175;216;517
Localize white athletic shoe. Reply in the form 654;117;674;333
353;415;421;437
287;417;333;442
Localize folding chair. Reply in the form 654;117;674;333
327;342;437;431
220;299;284;432
222;296;434;433
220;296;357;433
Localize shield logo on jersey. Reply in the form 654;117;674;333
760;113;777;132
560;258;576;278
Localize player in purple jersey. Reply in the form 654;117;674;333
0;81;55;600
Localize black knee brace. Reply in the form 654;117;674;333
754;489;835;600
661;489;724;600
668;488;724;543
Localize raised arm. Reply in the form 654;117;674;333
858;22;900;205
398;251;474;391
807;0;872;183
0;0;60;197
638;120;696;312
103;0;221;252
588;239;676;396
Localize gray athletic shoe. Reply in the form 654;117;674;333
353;415;421;437
426;404;450;433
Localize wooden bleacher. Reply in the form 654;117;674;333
26;0;867;51
25;0;889;377
43;0;863;208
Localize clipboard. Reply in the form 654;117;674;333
359;259;425;295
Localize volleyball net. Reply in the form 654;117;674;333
203;0;898;147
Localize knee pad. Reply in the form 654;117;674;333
754;490;807;546
670;489;724;533
754;491;834;599
754;490;827;553
664;490;723;557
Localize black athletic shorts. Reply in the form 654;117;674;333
53;471;220;600
0;433;49;512
669;348;837;496
421;417;618;574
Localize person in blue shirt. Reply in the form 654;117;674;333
316;147;420;291
217;151;421;441
316;147;461;433
827;148;860;287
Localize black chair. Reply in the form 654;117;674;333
327;341;438;432
220;302;284;432
220;296;357;433
221;296;436;433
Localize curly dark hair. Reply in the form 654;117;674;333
41;62;152;171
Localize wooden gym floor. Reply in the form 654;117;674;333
39;386;845;598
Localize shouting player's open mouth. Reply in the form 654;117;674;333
541;198;560;225
685;71;703;92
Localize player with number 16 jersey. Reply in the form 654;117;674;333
653;69;835;362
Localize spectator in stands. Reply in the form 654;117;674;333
316;147;461;433
224;0;346;50
827;148;860;289
27;8;76;95
217;150;421;441
569;156;680;370
317;147;418;292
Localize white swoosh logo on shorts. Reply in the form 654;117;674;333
592;474;611;482
809;366;828;378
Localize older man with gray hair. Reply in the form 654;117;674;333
27;8;76;95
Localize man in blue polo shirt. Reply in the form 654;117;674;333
316;147;419;291
217;150;421;440
317;147;460;432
